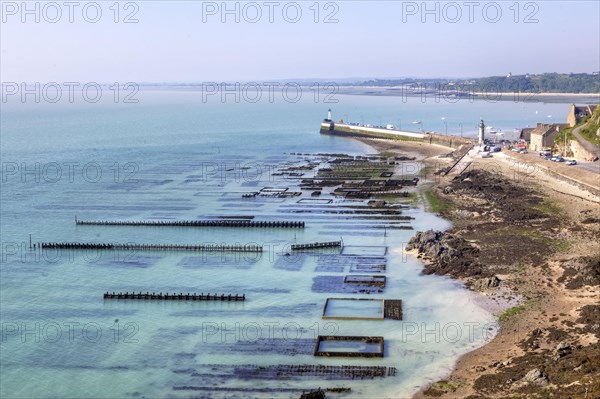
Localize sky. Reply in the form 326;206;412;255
1;0;599;82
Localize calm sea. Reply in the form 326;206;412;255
0;90;571;398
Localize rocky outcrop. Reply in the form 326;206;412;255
447;170;547;222
407;230;485;278
474;275;501;290
553;341;573;359
522;368;549;386
558;255;600;289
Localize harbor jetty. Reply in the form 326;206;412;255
320;111;472;149
40;242;263;252
75;218;305;228
103;291;245;301
321;121;425;140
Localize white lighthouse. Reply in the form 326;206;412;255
327;108;332;121
478;119;485;145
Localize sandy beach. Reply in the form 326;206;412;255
354;137;600;398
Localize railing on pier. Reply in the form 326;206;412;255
444;144;474;175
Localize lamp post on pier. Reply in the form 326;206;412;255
441;117;447;135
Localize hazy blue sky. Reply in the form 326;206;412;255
1;1;599;82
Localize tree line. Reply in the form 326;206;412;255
354;73;600;94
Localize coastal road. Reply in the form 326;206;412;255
512;149;599;175
576;160;600;175
503;150;599;193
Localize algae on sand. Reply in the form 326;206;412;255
424;189;448;214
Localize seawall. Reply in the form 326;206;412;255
569;139;598;161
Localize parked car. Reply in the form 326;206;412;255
566;159;577;165
481;152;493;158
518;149;528;154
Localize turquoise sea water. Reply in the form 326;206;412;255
0;91;572;398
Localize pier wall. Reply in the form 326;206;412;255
320;122;472;149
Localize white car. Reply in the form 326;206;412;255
481;152;493;158
566;159;577;165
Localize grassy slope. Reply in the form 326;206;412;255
578;105;600;147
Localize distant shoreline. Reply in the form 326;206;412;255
335;86;600;103
132;85;599;103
